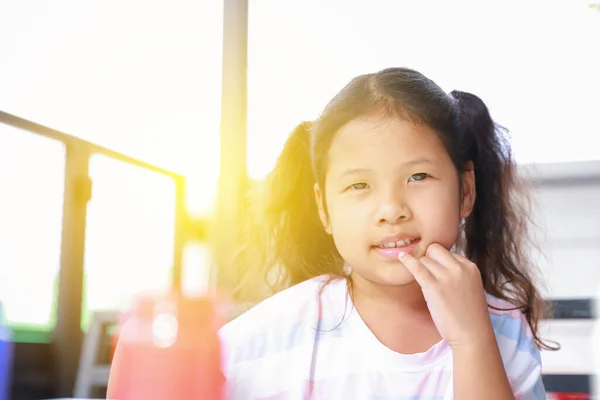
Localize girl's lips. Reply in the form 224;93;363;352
372;239;421;260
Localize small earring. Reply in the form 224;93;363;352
343;262;352;275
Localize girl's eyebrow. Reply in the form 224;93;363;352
337;168;371;179
401;157;435;168
337;158;434;179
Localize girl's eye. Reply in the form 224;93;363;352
347;182;369;191
408;173;430;182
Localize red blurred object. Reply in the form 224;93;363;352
548;393;591;400
107;292;225;400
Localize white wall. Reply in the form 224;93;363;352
530;161;600;300
525;161;600;387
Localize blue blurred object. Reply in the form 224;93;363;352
0;302;13;400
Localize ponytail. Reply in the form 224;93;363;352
451;91;555;350
232;122;341;303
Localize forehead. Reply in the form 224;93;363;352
327;115;450;171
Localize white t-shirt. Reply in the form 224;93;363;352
219;275;545;399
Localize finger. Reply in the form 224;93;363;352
449;252;480;275
449;251;470;264
418;256;447;279
425;243;462;270
398;252;436;287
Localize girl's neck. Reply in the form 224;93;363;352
348;271;442;354
349;271;429;316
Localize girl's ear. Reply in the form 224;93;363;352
460;161;476;219
314;183;332;234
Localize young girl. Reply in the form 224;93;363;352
219;67;553;399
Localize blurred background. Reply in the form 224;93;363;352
0;0;599;398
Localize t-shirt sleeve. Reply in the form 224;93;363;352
490;310;546;400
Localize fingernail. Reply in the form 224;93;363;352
397;251;406;259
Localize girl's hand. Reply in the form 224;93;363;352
399;243;494;349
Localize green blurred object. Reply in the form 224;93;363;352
8;276;59;343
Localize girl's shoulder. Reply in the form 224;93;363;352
484;296;546;397
485;293;540;361
221;275;336;333
485;294;534;336
218;275;347;368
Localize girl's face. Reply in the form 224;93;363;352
315;114;475;287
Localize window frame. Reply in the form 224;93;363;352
0;110;190;394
